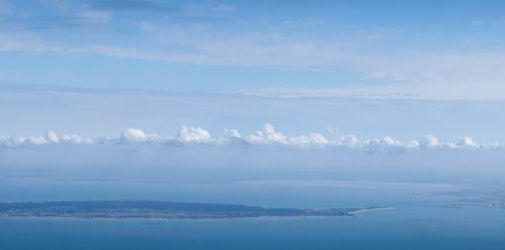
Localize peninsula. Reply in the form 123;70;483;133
0;200;381;219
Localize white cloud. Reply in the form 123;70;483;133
0;134;9;143
289;136;311;146
422;134;440;148
309;133;329;145
483;142;500;150
246;125;330;148
61;134;94;144
121;128;146;141
334;134;359;147
0;125;502;151
406;139;420;149
225;128;241;139
1;130;62;147
247;123;287;144
460;136;479;148
289;133;329;148
177;126;211;143
20;135;48;145
225;128;247;144
365;136;402;148
46;130;59;143
120;128;160;143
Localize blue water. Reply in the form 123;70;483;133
1;178;504;250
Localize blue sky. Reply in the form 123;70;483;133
2;1;505;182
1;0;505;141
1;0;505;99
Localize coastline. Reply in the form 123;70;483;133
0;201;389;220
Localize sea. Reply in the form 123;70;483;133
0;177;504;250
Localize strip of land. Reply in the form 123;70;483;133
0;200;382;219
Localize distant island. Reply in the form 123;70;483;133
0;201;383;219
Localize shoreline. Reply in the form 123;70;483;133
0;200;390;220
348;207;394;215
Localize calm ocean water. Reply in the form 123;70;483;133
1;178;504;250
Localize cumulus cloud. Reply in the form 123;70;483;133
177;126;211;143
406;139;420;149
224;128;241;139
0;124;501;151
61;134;94;144
365;136;402;148
247;123;287;144
120;128;160;143
1;130;93;147
309;133;329;145
422;134;440;148
289;133;329;147
27;136;48;145
335;134;359;147
460;136;478;148
225;128;247;144
46;130;59;143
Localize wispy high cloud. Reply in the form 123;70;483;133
0;0;12;17
2;30;504;100
84;0;172;12
0;2;504;100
